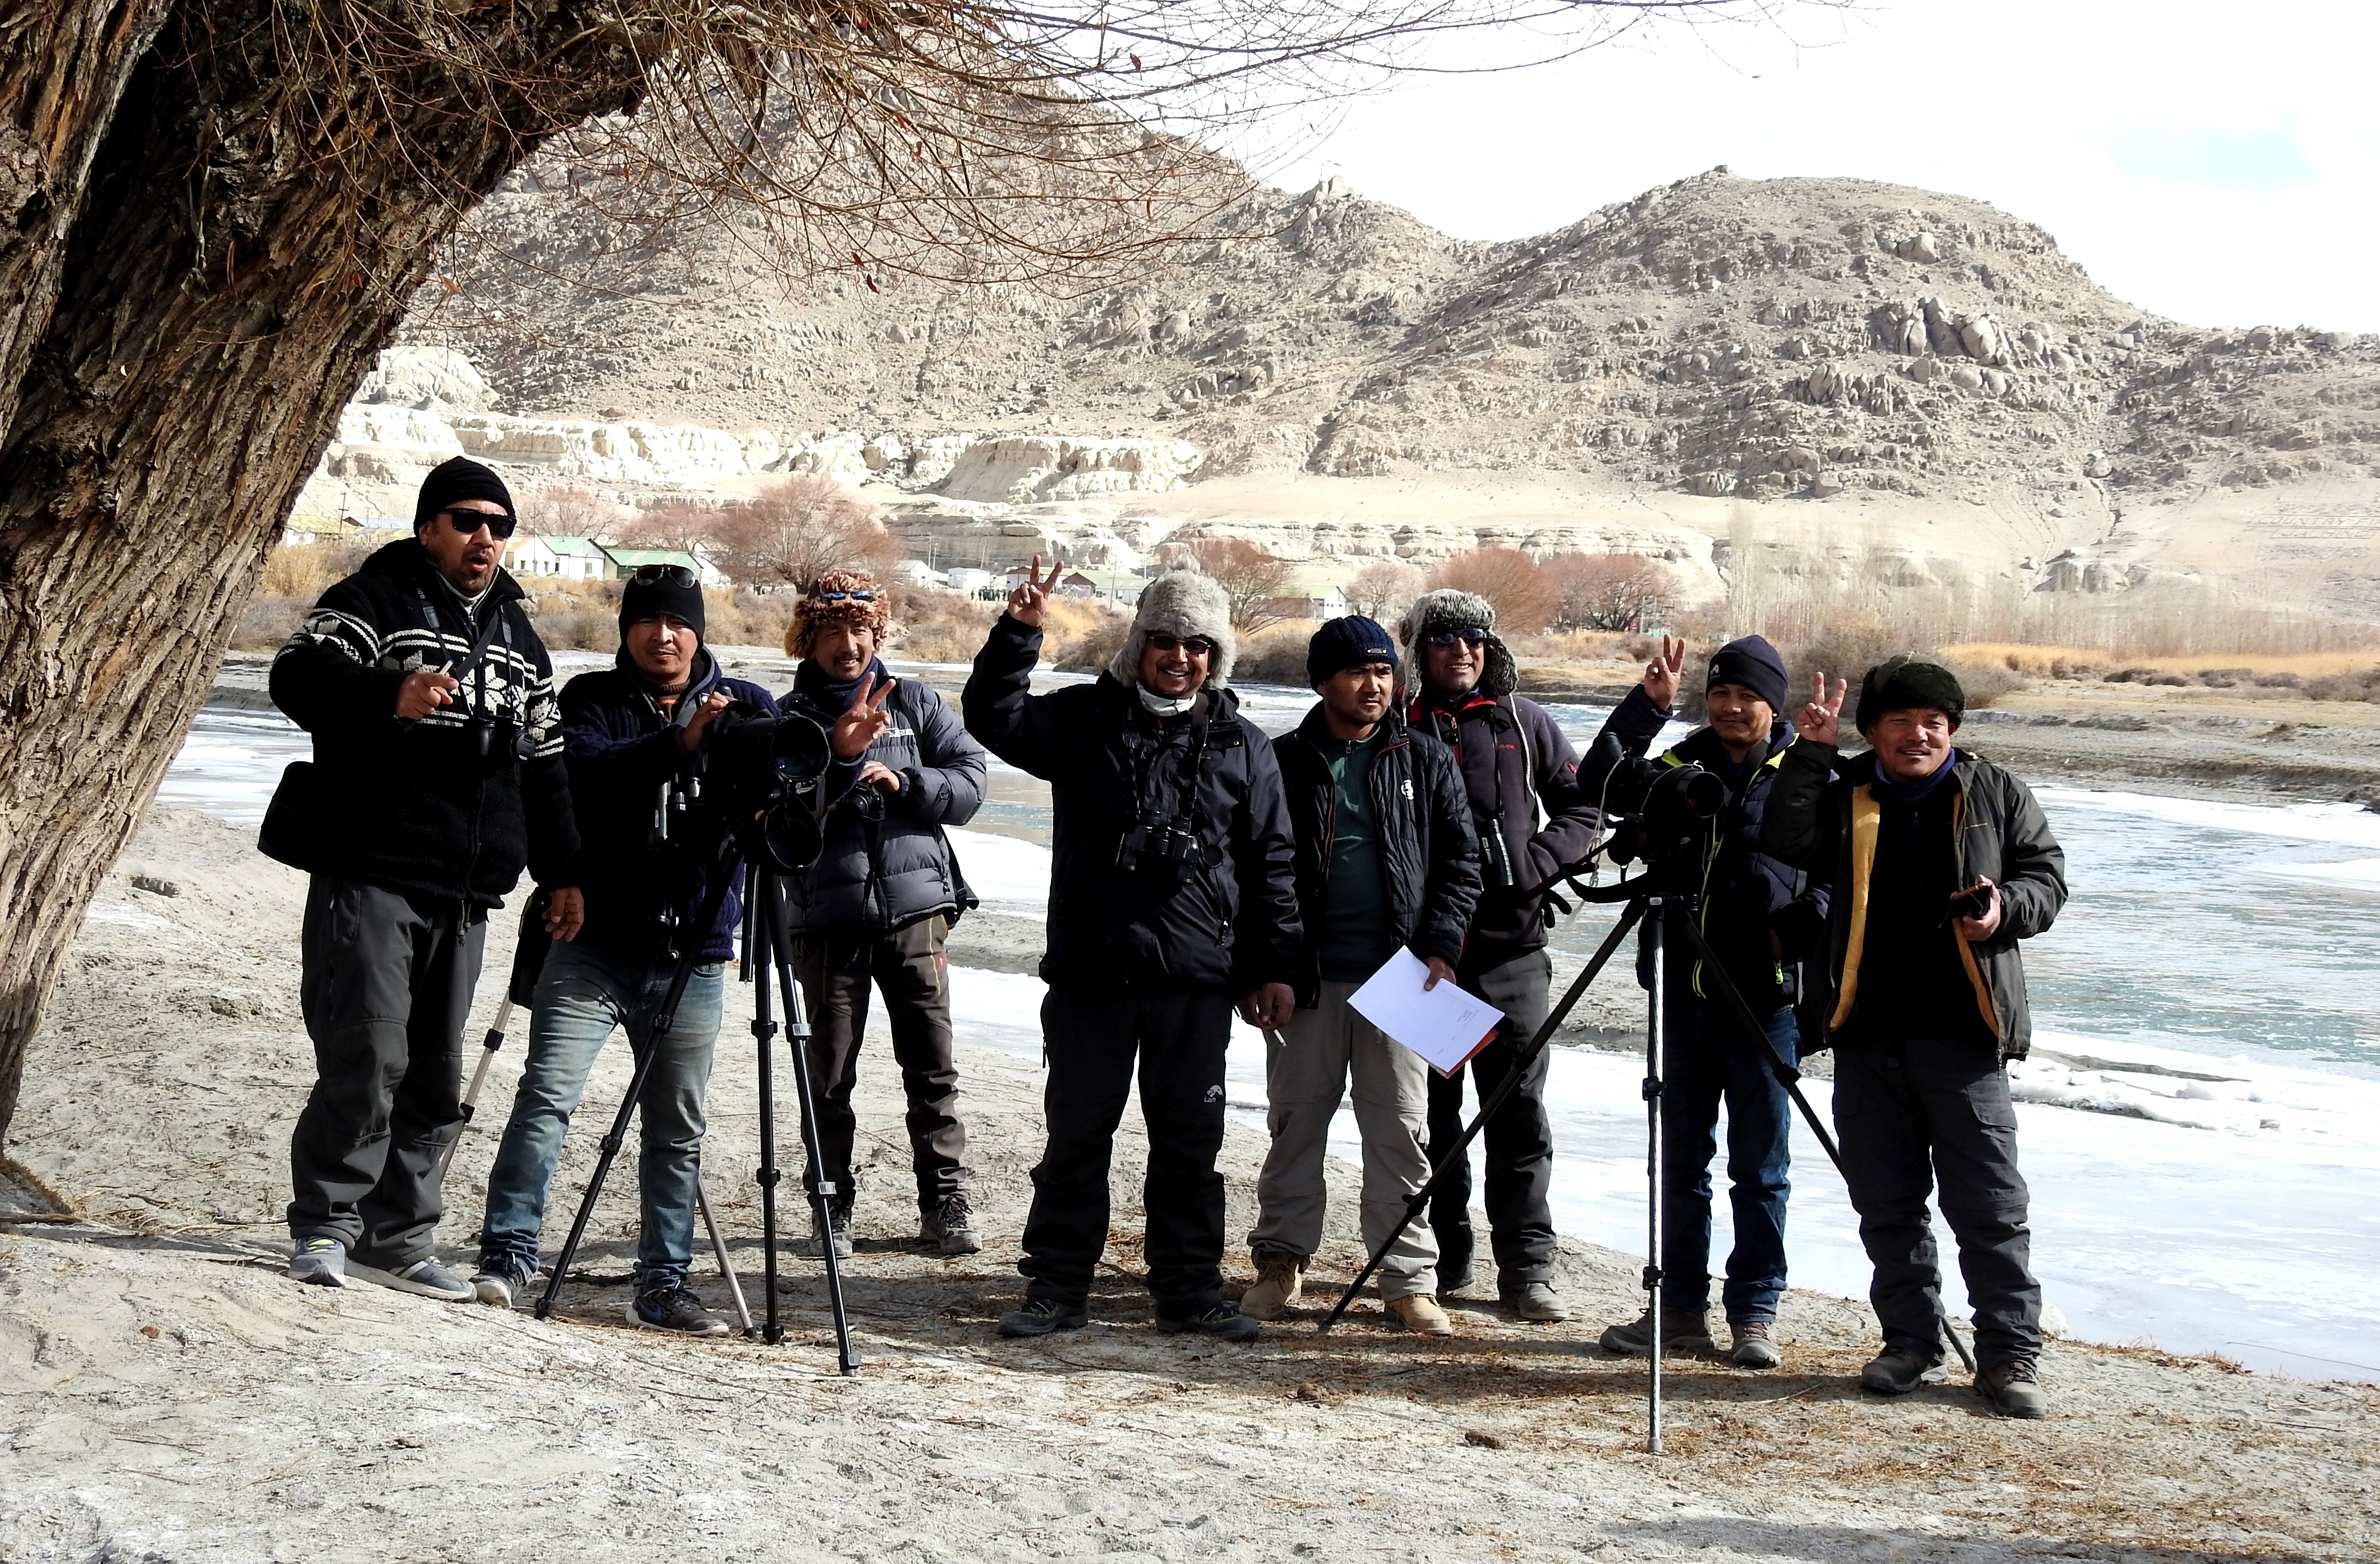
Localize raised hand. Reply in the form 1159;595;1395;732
1006;553;1065;628
1795;672;1848;746
830;670;896;759
678;689;731;753
1643;634;1687;710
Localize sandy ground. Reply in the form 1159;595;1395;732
6;806;2379;1562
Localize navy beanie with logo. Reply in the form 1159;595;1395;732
414;456;514;529
1307;615;1400;687
1706;634;1790;715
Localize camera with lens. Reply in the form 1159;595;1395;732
1116;820;1203;872
1584;735;1726;869
700;701;838;874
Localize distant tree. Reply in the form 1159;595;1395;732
1344;559;1426;622
707;475;896;592
1545;552;1673;631
530;487;628;541
1186;538;1293;631
1428;548;1557;634
613;501;725;555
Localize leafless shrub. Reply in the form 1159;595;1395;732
530;487;630;540
1427;547;1556;634
2305;667;2380;703
1344;559;1424;622
613;501;727;554
707;475;896;593
1544;552;1671;631
1185;538;1292;632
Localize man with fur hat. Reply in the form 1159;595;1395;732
1397;588;1600;1322
269;456;582;1302
1584;634;1830;1369
1764;654;2066;1418
965;558;1301;1341
472;563;780;1334
777;568;989;1260
1241;617;1481;1333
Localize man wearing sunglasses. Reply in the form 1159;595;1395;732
1396;588;1600;1323
966;559;1301;1341
269;456;582;1302
776;568;989;1261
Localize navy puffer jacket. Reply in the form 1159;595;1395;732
777;658;986;935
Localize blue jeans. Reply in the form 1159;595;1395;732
1662;1000;1797;1321
479;940;724;1291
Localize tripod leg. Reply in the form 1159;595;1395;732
750;866;784;1345
534;1034;666;1321
763;883;862;1377
1645;898;1666;1457
1318;899;1647;1334
697;1178;754;1336
436;996;513;1184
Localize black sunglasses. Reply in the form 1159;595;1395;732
1146;633;1216;657
441;508;518;540
1423;627;1489;647
816;588;876;603
632;563;698;588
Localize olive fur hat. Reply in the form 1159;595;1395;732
1395;588;1518;701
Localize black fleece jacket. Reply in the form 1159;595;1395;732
1410;688;1600;951
963;613;1301;996
1274;706;1483;1006
269;539;577;908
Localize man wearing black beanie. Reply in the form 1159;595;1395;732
269;457;581;1303
1764;653;2067;1418
1584;634;1829;1368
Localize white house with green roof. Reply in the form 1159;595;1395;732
506;535;611;581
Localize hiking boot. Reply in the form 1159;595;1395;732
1728;1319;1782;1369
919;1193;982;1256
1976;1360;2049;1419
288;1237;346;1288
997;1297;1089;1337
1156;1304;1261;1342
1239;1249;1304;1320
1599;1307;1715;1355
792;1199;853;1259
1860;1345;1950;1395
629;1286;730;1338
471;1253;536;1308
347;1256;474;1302
1500;1281;1570;1323
1385;1294;1453;1336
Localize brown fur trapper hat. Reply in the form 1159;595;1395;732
1396;587;1517;701
1107;569;1237;689
785;568;891;659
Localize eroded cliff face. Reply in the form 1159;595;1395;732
309;165;2380;619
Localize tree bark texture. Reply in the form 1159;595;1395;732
0;1;644;1145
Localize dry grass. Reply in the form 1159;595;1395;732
1950;641;2380;680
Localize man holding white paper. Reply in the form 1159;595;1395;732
1240;618;1481;1333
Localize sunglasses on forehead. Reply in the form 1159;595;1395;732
631;563;697;588
1423;627;1489;647
1145;633;1216;657
440;507;518;540
816;588;876;603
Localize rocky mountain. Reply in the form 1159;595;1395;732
350;161;2380;621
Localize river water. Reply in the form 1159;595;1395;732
160;676;2380;1381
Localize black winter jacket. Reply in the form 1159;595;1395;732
1274;707;1482;1006
557;652;778;965
1410;689;1600;951
778;658;987;935
1590;688;1831;1028
269;539;578;908
1762;742;2068;1060
963;613;1301;995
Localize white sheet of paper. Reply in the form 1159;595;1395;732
1347;947;1505;1076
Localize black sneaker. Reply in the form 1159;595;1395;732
792;1198;853;1259
998;1297;1089;1337
1976;1360;2049;1419
471;1252;537;1308
1860;1344;1950;1395
920;1193;982;1256
630;1286;730;1338
1156;1304;1261;1342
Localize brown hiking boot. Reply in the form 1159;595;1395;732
1385;1294;1453;1336
1239;1249;1304;1320
1728;1319;1781;1369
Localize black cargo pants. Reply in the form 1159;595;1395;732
1019;986;1233;1319
1426;943;1559;1291
288;877;487;1264
1833;1039;2043;1370
790;915;968;1212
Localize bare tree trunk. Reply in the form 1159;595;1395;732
0;4;633;1143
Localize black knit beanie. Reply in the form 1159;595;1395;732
414;456;514;529
1307;615;1399;687
620;571;707;641
1706;634;1789;715
1855;653;1965;732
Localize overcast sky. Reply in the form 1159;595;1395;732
1256;0;2378;331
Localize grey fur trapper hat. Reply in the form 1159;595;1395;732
1107;568;1238;689
1396;588;1517;701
